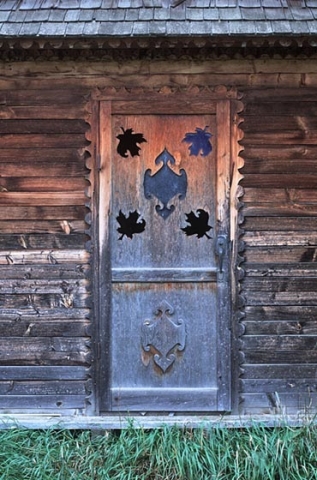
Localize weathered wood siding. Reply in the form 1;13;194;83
240;88;317;415
0;84;91;412
0;54;316;415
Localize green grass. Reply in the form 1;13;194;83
0;423;317;479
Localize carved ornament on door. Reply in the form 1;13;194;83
141;300;186;373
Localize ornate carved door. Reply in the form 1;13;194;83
94;88;242;413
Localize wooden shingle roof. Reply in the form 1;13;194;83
0;0;316;39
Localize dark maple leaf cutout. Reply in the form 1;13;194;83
116;127;147;158
181;209;212;239
182;126;212;157
116;210;146;240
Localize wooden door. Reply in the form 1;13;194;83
96;90;239;413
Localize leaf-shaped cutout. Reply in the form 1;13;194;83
181;209;212;239
182;126;212;157
116;127;147;158
116;210;146;240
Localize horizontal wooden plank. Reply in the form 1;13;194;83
0;337;89;356
0;249;89;264
244;102;317;117
0;220;86;234
241;364;317;379
245;263;317;277
0;233;88;250
245;246;317;263
243;115;317;134
0;69;282;89
243;188;317;204
243;321;317;336
0;308;90;320
245;88;317;102
0;357;91;369
0;338;90;366
0;193;86;206
0;366;88;381
245;305;317;321
0;413;312;430
0;134;88;149
0;293;89;309
244;231;317;247
111;388;218;412
243;335;317;350
0;278;87;294
0;395;86;409
0;71;250;91
243;145;317;159
0;206;86;220
243;277;317;291
0;380;87;396
0;89;88;106
245;291;317;306
0;264;88;280
240;378;317;394
242;174;317;189
0;320;90;337
244;134;317;145
244;203;317;217
0;119;86;134
240;393;317;411
0;162;87;177
111;100;218;115
0;105;86;120
243;217;317;231
244;350;317;364
0;147;85;163
97;58;316;75
0;58;312;78
0;177;87;192
112;268;217;283
242;158;317;175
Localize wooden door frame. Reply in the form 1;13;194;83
88;86;244;415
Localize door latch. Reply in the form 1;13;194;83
215;235;227;274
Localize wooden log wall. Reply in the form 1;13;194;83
240;87;317;415
0;52;316;416
0;83;91;413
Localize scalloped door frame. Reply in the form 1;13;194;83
91;86;244;414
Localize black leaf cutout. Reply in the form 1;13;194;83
181;209;212;239
116;210;146;240
116;127;147;158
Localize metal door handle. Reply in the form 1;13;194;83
215;235;227;274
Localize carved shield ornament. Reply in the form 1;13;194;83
141;300;186;373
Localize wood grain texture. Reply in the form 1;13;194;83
239;83;317;414
0;105;86;119
0;366;88;380
0;395;87;409
0;249;89;264
0;177;87;192
0;119;86;134
0;85;91;414
0;220;86;234
0;206;86;221
0;55;317;416
0;337;90;366
96;92;237;413
0;234;88;250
